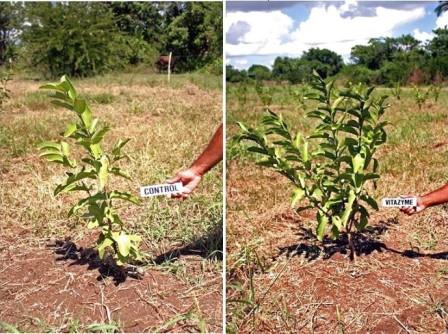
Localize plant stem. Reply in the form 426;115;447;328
347;218;356;262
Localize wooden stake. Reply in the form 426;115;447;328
168;52;172;83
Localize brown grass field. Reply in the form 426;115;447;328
226;83;448;333
0;69;223;333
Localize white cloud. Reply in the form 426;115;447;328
413;28;434;42
436;11;448;28
225;10;293;56
226;1;426;59
230;58;249;69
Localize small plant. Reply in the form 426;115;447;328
38;76;142;266
289;85;310;109
0;70;11;111
235;84;248;110
391;82;401;100
412;85;430;110
255;81;273;107
431;84;442;102
237;72;389;259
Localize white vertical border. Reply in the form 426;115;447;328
222;0;227;332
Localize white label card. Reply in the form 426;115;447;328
381;197;417;207
140;182;183;198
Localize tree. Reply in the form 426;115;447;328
351;38;394;70
226;65;248;82
301;48;343;78
272;57;304;83
22;2;130;78
248;64;271;81
163;2;222;71
0;2;22;65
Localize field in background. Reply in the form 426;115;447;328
0;70;223;333
227;82;448;333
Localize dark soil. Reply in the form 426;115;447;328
0;230;222;333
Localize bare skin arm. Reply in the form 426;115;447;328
401;183;448;215
167;124;223;199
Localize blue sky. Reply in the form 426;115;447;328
226;1;447;69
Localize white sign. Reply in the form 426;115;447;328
140;182;183;198
381;197;417;207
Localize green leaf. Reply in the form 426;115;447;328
340;190;356;227
352;153;365;173
87;220;99;229
73;98;87;114
91;126;110;145
41;153;64;163
54;170;96;195
109;191;140;205
110;167;132;180
112;138;131;156
61;75;77;99
301;141;309;162
98;156;109;190
97;237;113;259
291;187;305;207
361;194;378;210
64;123;77;137
60;141;70;156
114;232;131;257
37;141;60;150
39;148;61;157
316;212;329;241
51;99;74;111
81;106;92;128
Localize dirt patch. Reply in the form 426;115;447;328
227;162;448;334
0;233;222;333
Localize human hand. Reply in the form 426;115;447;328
167;168;203;200
399;195;427;215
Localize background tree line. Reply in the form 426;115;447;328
0;2;222;78
227;28;448;86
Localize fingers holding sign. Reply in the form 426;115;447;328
167;168;202;200
399;195;426;216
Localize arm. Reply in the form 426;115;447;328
401;183;448;215
168;124;223;199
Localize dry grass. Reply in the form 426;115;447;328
226;82;448;333
0;70;223;333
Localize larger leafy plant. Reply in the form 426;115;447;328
38;76;142;266
238;72;389;259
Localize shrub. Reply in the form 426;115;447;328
38;76;142;266
431;84;442;102
0;70;11;111
22;3;130;78
391;82;401;100
412;85;430;110
339;65;377;86
255;81;273;107
237;72;389;259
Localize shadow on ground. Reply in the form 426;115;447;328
153;222;223;264
47;239;142;285
274;217;448;262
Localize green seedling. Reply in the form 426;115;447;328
431;84;442;102
391;82;401;100
255;81;273;107
0;71;11;111
238;71;389;260
38;75;142;266
412;85;430;110
290;85;310;109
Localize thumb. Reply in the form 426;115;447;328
167;174;181;184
